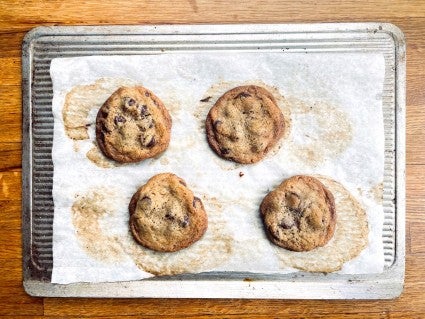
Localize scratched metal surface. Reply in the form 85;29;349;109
21;23;405;298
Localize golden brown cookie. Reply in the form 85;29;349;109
96;86;172;163
205;85;285;164
260;175;336;252
129;173;208;252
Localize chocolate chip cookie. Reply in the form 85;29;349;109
129;173;208;252
260;175;336;252
205;85;286;164
96;86;172;163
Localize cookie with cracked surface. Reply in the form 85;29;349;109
129;173;208;252
205;85;285;164
260;175;336;252
96;86;172;163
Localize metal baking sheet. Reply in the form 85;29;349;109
22;23;406;299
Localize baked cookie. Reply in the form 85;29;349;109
260;175;336;252
205;85;285;164
129;173;208;252
96;86;172;163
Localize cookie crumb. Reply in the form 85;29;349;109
200;96;212;102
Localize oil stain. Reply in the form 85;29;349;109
71;188;233;276
86;144;118;168
71;188;125;263
284;97;353;167
63;77;139;168
63;77;138;140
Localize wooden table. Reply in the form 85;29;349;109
1;1;424;317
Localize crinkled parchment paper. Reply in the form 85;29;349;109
50;52;385;284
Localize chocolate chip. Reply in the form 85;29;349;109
288;207;303;217
220;148;230;155
114;115;126;125
101;108;109;117
213;120;222;129
179;180;187;186
146;136;156;148
145;92;150;97
239;172;244;177
139;196;152;208
192;197;201;208
128;98;136;106
149;120;155;128
180;215;189;227
165;211;175;221
140;105;149;117
200;96;212;102
279;214;296;229
279;220;294;229
236;92;251;99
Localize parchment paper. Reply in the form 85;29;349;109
50;52;385;284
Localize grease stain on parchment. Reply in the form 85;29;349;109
86;144;118;168
283;97;353;167
71;188;233;276
71;188;125;263
275;176;368;273
63;77;138;140
122;194;233;276
62;77;139;168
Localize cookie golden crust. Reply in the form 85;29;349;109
205;85;285;164
96;86;172;163
260;175;336;252
129;173;208;252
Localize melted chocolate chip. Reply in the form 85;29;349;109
140;105;149;117
192;197;201;208
139;196;152;208
165;211;175;221
179;180;187;186
114;115;126;125
200;96;212;102
236;92;251;99
127;98;136;106
145;91;150;97
213;120;222;129
288;207;303;217
146;136;156;148
279;220;294;229
180;215;189;227
220;148;230;155
101;108;109;117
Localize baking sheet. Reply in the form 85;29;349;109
22;23;405;299
50;52;385;284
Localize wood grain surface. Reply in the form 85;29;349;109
1;0;424;317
